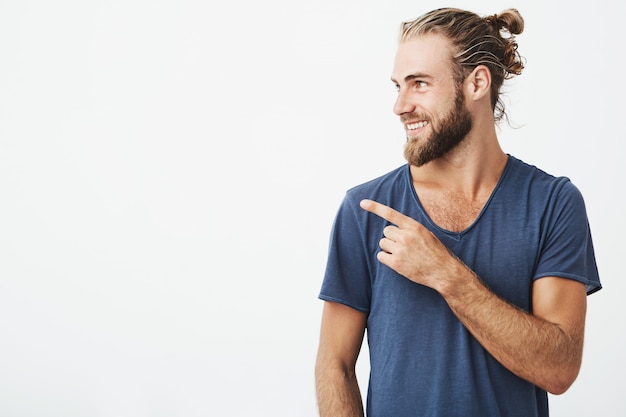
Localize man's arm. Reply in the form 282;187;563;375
360;199;587;394
315;301;367;417
442;272;586;394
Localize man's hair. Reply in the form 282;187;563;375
400;8;525;123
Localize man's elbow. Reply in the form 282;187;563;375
543;366;581;395
315;355;356;384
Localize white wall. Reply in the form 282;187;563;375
0;1;622;416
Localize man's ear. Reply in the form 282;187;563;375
465;65;492;101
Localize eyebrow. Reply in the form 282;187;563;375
391;73;435;84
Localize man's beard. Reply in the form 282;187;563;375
403;87;473;167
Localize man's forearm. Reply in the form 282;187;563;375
439;265;585;394
315;367;364;417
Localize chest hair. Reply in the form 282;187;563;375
417;191;488;233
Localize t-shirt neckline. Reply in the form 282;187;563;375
406;154;514;239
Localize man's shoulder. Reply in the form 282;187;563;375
506;155;573;189
505;156;585;211
345;164;409;198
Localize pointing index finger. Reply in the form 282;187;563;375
359;199;414;228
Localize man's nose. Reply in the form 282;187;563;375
393;90;416;116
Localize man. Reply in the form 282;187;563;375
315;8;601;417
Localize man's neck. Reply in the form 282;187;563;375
409;130;508;200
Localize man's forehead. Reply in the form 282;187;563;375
392;34;454;81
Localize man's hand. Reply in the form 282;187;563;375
359;199;463;292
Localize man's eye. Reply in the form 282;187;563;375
394;84;400;92
416;81;427;88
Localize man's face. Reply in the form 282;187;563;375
391;34;472;167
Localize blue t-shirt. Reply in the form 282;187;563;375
319;155;601;417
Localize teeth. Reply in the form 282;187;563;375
407;121;428;130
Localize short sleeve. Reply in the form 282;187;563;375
534;180;601;295
318;193;373;313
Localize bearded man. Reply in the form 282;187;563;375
315;8;601;417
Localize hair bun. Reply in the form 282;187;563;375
486;9;524;36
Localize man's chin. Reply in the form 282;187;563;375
405;133;422;143
404;144;431;167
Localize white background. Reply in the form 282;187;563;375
0;1;623;416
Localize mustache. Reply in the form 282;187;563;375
400;113;429;123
